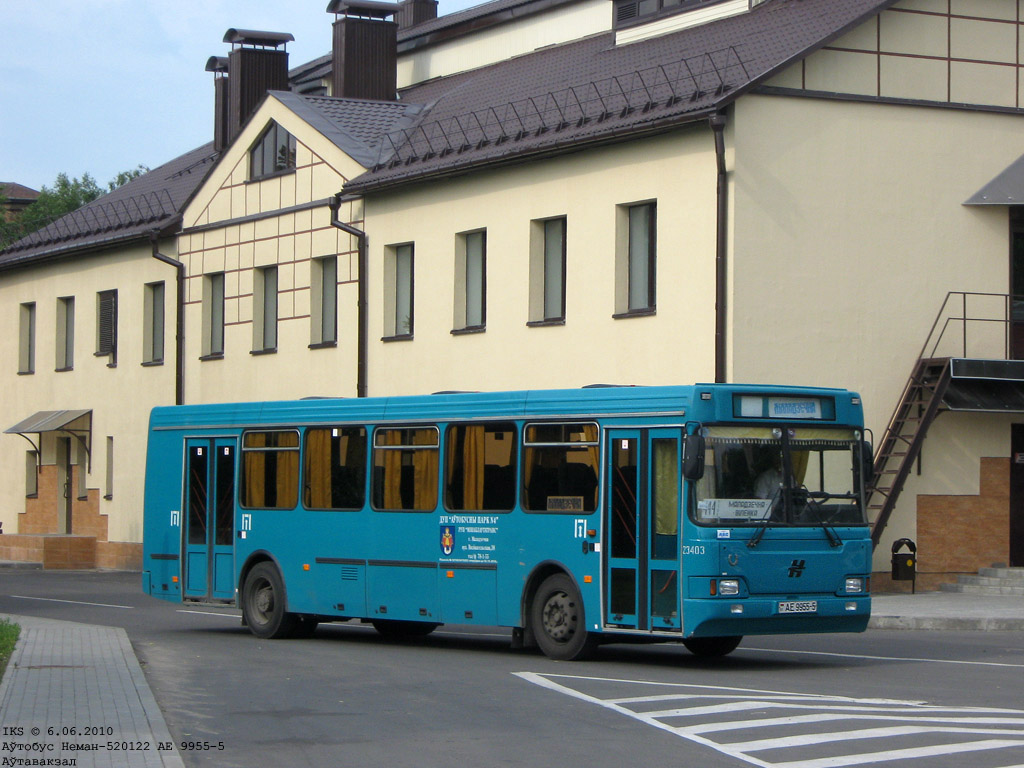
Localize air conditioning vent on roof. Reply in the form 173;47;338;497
616;0;639;23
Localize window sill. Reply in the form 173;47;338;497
451;326;485;336
612;307;656;319
250;348;277;356
526;318;565;328
17;370;34;376
308;341;338;350
55;366;73;373
382;334;414;343
199;353;224;362
141;360;165;367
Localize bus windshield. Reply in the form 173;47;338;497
692;426;868;527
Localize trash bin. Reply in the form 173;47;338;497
891;537;916;592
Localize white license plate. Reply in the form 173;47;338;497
778;600;817;614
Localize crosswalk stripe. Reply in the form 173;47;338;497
771;739;1024;768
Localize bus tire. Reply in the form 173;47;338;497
682;635;742;657
371;620;438;638
241;562;297;639
531;573;596;661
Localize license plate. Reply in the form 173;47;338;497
778;600;817;614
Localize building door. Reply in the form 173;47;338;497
604;429;682;632
1010;211;1024;359
183;438;237;601
1010;425;1024;567
57;437;73;534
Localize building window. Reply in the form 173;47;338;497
454;231;486;333
615;202;657;316
143;282;165;364
529;217;566;325
384;244;414;339
25;451;38;498
241;430;300;509
613;0;728;28
304;426;367;509
56;296;74;371
202;273;225;359
104;436;114;500
253;266;278;353
311;256;338;347
96;289;118;364
18;302;35;374
249;121;297;180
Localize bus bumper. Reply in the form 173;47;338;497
684;595;871;637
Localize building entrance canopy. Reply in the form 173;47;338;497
5;409;93;469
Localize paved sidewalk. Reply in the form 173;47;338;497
0;614;184;768
0;592;1021;767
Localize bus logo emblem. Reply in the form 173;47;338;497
441;526;455;556
789;559;807;577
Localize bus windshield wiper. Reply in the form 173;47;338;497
747;486;781;549
802;487;842;548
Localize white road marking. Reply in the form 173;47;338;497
743;646;1024;669
516;672;1024;768
176;609;240;618
9;594;133;609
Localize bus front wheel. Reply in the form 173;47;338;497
682;635;742;657
242;562;297;639
531;573;596;661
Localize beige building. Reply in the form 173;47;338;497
3;0;1024;585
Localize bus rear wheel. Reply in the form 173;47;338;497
531;573;596;661
682;635;742;657
242;562;297;639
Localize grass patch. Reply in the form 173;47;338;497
0;620;21;682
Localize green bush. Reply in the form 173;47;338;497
0;620;21;682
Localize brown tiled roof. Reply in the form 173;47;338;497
345;0;895;193
0;144;218;269
0;183;40;203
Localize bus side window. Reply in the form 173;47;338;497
371;427;439;511
304;426;367;510
241;430;300;509
444;423;516;512
522;423;599;513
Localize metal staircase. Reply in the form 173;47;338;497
868;358;951;548
868;292;1022;549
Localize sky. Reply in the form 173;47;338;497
1;0;479;193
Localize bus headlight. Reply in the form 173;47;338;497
719;579;740;596
845;577;864;594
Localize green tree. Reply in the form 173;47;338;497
1;166;151;251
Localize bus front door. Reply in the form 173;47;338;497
605;429;682;632
183;438;237;601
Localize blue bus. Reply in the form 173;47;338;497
142;384;872;660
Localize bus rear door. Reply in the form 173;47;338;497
183;438;237;601
604;429;682;632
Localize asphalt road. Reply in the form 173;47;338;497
2;569;1023;768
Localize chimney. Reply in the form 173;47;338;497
205;56;230;152
222;29;295;143
327;0;399;101
396;0;438;29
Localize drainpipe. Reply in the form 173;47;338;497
329;195;368;398
711;112;728;384
149;236;185;405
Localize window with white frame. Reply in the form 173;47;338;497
454;230;486;332
311;256;338;347
19;302;35;374
56;296;74;371
253;266;278;352
143;281;165;364
615;201;657;316
529;217;566;324
202;273;225;358
384;244;414;339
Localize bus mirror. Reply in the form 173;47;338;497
683;433;705;481
861;440;875;487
